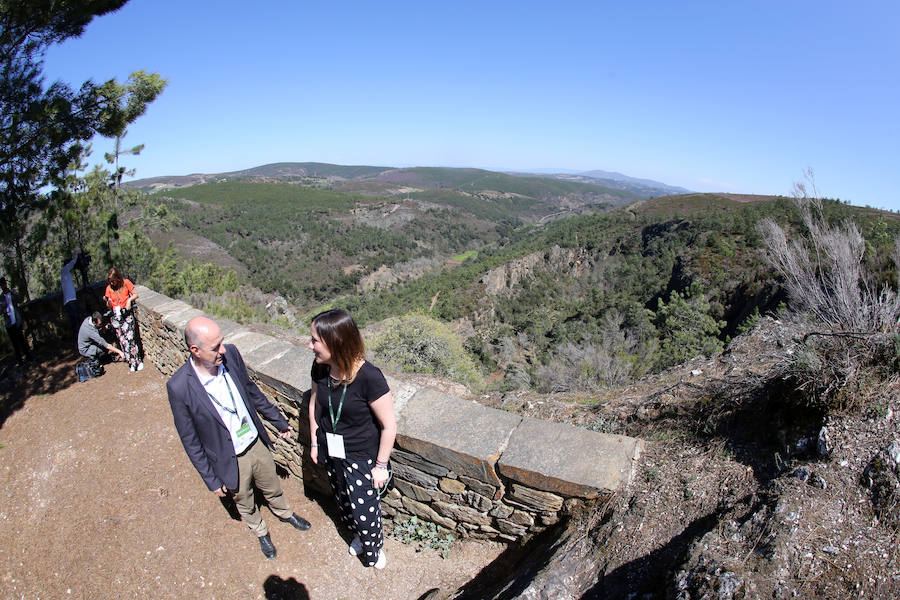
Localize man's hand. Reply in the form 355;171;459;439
213;485;228;498
277;426;293;440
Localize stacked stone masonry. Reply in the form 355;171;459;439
135;286;643;542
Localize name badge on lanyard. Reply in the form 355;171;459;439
236;416;251;438
326;432;346;459
327;380;348;459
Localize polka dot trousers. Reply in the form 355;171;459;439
325;456;384;566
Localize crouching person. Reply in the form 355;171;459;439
78;311;124;374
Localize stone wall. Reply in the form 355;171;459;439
135;285;643;542
16;282;107;348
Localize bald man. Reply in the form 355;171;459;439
166;316;311;558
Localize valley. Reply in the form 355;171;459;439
120;163;900;400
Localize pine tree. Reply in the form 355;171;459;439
0;1;166;297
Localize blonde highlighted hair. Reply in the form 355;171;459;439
311;308;365;381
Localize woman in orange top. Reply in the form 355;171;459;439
104;267;143;372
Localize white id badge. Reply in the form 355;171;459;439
326;433;346;459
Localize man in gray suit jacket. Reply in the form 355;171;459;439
166;316;311;558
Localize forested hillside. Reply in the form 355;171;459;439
150;167;639;305
138;166;900;396
341;195;900;392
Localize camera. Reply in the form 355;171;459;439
74;249;92;271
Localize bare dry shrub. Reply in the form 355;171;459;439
758;174;900;412
757;191;900;333
785;333;896;412
536;341;632;393
535;311;654;393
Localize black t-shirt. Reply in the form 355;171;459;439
312;361;390;459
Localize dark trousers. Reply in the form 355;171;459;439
6;323;30;364
86;355;102;373
64;300;82;346
324;455;385;566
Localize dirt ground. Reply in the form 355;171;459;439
0;349;503;600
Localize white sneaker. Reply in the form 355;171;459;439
129;365;136;372
137;362;144;371
374;549;386;569
348;535;362;556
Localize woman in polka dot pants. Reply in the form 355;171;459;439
307;309;396;569
325;458;385;564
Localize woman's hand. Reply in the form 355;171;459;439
308;387;319;465
370;392;396;491
372;466;389;489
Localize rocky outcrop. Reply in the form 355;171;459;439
480;246;594;296
358;256;444;292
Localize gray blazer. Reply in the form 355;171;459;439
166;344;289;491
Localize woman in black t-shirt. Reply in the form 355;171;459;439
307;308;396;569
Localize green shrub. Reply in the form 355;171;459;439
369;313;482;390
734;307;761;337
784;334;895;413
652;282;725;369
148;249;239;299
387;515;454;558
205;296;257;323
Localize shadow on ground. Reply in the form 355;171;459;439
0;347;82;429
450;518;568;599
584;508;731;599
263;575;310;599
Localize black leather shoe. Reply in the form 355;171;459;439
258;533;276;559
284;513;311;531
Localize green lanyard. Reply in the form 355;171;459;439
205;368;239;416
327;379;348;431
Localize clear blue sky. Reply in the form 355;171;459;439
42;0;900;209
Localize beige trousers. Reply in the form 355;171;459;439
233;437;292;537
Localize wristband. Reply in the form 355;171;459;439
310;444;319;448
375;460;388;468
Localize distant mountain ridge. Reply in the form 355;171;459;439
224;162;393;180
126;162;688;199
124;162;395;191
506;168;692;197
